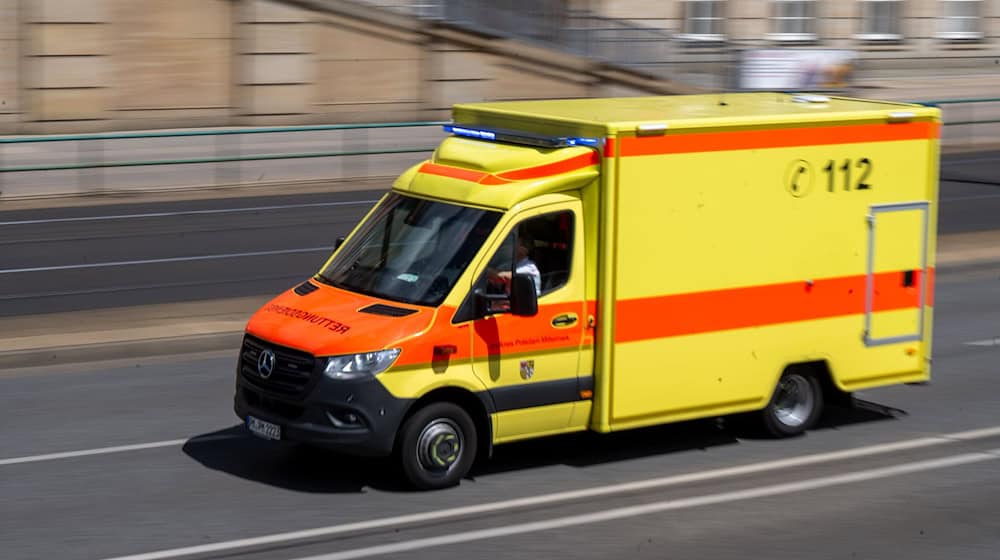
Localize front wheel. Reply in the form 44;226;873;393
761;371;823;437
398;402;477;490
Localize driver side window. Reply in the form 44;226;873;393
462;210;574;320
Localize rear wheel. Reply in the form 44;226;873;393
761;370;823;437
398;402;477;490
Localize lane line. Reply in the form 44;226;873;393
0;247;330;275
293;450;1000;560
0;200;378;227
0;272;302;301
95;425;1000;560
0;435;239;466
964;338;1000;347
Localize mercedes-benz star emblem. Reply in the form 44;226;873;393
258;349;276;379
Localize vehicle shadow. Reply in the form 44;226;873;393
182;426;409;494
818;397;907;429
183;399;901;493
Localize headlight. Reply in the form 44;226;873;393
323;349;401;380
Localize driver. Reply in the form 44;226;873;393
493;235;541;295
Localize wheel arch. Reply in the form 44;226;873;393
779;359;853;407
399;386;494;462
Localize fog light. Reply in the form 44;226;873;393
327;409;365;429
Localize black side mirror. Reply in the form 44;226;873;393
509;273;538;317
335;236;346;250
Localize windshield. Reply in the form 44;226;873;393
317;193;501;306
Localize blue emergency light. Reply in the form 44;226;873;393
443;124;601;150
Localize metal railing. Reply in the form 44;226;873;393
0;121;446;172
0;121;447;198
924;97;1000;125
928;97;1000;150
0;98;997;198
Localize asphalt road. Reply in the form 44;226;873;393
1;259;999;560
0;150;998;318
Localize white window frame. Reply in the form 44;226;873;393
768;0;818;42
937;0;983;40
855;0;903;42
676;0;725;43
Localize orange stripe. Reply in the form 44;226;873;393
418;152;599;186
606;122;938;158
496;151;600;180
615;269;933;344
395;302;588;367
418;162;508;184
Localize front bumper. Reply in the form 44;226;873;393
234;337;412;457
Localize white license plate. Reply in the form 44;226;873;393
247;415;281;441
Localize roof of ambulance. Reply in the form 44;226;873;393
453;93;934;134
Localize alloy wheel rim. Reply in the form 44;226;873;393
774;375;814;428
417;418;463;474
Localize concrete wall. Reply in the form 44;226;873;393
2;0;677;134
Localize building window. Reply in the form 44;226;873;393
769;0;818;42
938;0;983;40
678;0;725;42
856;0;902;41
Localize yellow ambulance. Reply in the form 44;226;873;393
235;93;940;489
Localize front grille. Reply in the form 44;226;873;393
240;335;317;396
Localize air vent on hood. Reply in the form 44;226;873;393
360;303;418;317
293;281;319;296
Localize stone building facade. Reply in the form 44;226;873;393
0;0;996;134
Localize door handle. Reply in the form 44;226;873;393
551;313;578;327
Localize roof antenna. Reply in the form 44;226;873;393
719;93;728;107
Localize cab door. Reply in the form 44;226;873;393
463;200;588;443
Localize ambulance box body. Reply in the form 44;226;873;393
235;93;940;489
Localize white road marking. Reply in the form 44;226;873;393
97;425;1000;560
0;199;378;227
293;450;1000;560
964;338;1000;347
0;246;329;274
0;434;239;466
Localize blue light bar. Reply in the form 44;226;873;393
443;125;497;140
444;124;602;150
567;137;600;147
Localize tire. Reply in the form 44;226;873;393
397;402;477;490
760;370;823;437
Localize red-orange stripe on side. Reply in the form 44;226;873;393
394;301;592;367
418;152;599;186
418;162;507;184
496;151;600;181
605;122;938;158
615;269;934;344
